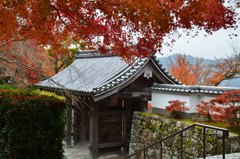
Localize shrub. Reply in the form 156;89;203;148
166;100;189;118
197;90;240;128
196;101;215;122
0;86;67;159
211;90;240;128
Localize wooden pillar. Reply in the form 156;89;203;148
123;111;128;153
66;107;72;148
89;101;99;159
119;99;127;154
80;108;87;142
73;107;87;144
73;109;79;145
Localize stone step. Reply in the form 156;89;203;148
198;153;240;159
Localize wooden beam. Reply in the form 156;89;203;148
100;128;122;135
66;107;72;148
89;101;99;159
98;141;125;149
118;92;151;98
117;93;133;98
122;87;149;92
132;92;151;97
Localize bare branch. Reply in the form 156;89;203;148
0;39;24;48
0;56;43;74
0;55;89;111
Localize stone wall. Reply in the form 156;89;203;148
129;111;240;159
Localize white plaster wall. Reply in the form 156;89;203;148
199;95;217;103
152;92;219;114
152;92;190;110
189;94;199;113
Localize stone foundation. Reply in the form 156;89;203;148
129;111;240;159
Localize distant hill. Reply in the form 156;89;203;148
157;54;220;70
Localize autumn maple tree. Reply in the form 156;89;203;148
197;90;240;128
166;100;189;118
0;0;238;86
197;101;216;122
0;0;237;60
48;47;78;74
168;54;211;85
205;53;240;86
0;40;55;85
47;38;91;74
167;53;240;86
211;90;240;128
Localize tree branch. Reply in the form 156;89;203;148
0;39;24;48
0;55;89;111
50;4;70;30
0;56;44;74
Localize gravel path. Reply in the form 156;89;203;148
64;142;126;159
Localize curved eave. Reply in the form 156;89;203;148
35;84;95;97
92;59;150;101
150;55;182;85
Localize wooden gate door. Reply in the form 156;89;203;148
98;97;125;155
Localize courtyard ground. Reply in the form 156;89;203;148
64;142;126;159
63;142;240;159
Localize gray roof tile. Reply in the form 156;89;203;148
151;83;240;95
36;50;181;97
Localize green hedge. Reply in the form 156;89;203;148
0;86;67;159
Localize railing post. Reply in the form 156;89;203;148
203;127;206;159
144;149;146;159
124;124;229;159
160;141;162;159
223;131;226;159
181;131;183;159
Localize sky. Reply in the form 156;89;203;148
157;7;240;60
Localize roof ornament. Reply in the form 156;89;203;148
144;66;152;79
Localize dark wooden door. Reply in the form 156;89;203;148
98;97;125;154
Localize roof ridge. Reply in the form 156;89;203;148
76;50;118;59
151;83;240;95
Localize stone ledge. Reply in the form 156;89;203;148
198;153;240;159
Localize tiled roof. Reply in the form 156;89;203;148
36;50;181;99
151;83;240;95
218;78;240;88
150;56;181;85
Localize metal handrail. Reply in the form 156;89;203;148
124;123;229;159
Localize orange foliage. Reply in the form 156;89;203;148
168;54;209;85
197;90;240;128
205;56;240;86
0;40;55;85
168;54;240;86
0;0;237;59
39;52;56;78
